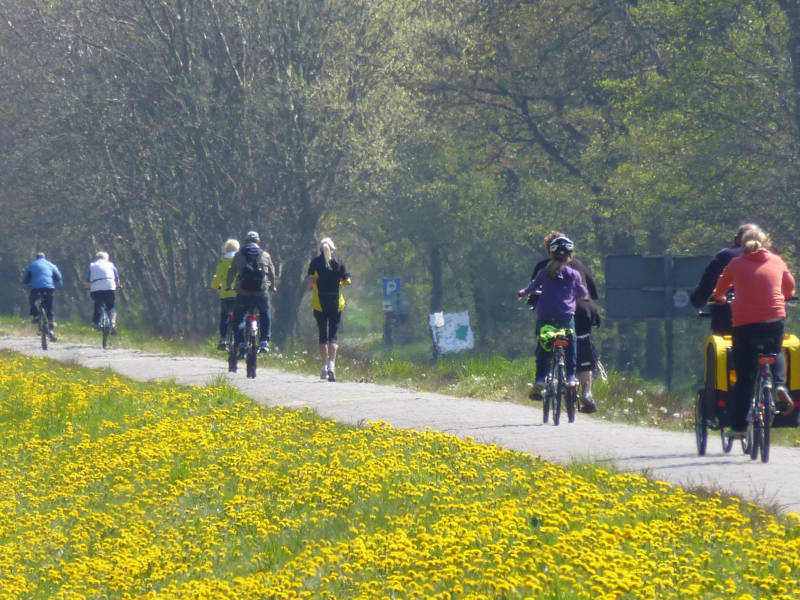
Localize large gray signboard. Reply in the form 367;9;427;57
605;255;710;319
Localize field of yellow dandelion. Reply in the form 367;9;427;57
2;351;800;599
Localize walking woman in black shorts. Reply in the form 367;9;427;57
307;237;351;382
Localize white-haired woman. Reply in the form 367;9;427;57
307;237;351;381
86;251;121;332
210;238;240;350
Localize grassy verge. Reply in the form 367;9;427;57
3;316;800;447
2;352;800;599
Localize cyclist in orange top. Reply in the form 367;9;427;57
712;226;796;435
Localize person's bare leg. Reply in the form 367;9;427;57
327;342;338;367
326;342;339;381
577;370;596;412
578;370;592;397
319;344;329;378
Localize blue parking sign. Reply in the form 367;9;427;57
381;277;402;300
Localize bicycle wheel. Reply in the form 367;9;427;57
38;304;48;350
245;320;258;379
747;408;760;461
100;306;110;349
695;390;707;456
760;387;772;463
720;428;734;453
552;364;564;426
246;342;257;378
566;386;577;423
227;343;238;373
542;379;550;424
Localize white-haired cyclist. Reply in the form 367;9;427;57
86;251;121;332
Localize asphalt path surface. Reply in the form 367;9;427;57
4;335;800;514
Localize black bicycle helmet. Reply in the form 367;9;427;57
549;236;574;257
246;231;260;243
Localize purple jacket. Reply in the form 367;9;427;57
522;264;588;321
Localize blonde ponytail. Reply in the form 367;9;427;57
741;227;770;254
319;237;336;269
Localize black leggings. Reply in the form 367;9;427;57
730;320;786;430
314;310;342;344
90;290;116;326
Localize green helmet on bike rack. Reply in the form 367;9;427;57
538;324;573;351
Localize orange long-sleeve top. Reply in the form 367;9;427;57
712;248;795;327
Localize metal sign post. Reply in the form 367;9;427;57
605;254;710;391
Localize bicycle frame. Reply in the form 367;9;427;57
541;332;577;425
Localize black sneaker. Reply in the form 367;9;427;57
217;341;227;351
776;385;794;415
327;369;336;382
579;395;597;414
48;332;57;342
528;381;545;401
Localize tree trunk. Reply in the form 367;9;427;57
429;244;444;314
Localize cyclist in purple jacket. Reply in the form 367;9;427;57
518;236;589;399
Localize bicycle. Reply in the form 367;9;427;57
228;307;260;378
538;326;578;426
32;291;54;350
696;301;799;458
97;303;113;349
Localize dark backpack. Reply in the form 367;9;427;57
238;251;266;291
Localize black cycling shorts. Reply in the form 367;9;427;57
576;334;597;373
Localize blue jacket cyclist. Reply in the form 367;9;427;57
22;252;63;336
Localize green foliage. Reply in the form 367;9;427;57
3;0;800;386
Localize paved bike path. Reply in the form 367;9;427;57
4;336;800;514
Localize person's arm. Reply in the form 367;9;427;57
574;271;589;300
782;267;796;301
519;270;544;297
582;268;598;300
339;261;351;286
711;264;733;303
690;252;727;308
22;267;31;286
225;255;239;290
113;264;121;289
52;265;63;289
307;257;317;290
265;253;277;292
